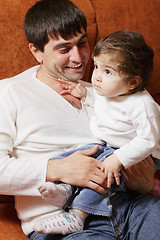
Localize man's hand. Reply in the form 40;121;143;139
123;156;155;194
46;145;108;194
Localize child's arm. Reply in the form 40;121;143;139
58;79;87;100
101;154;123;188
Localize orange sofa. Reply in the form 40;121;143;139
0;0;160;239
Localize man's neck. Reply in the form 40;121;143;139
36;68;82;109
36;68;62;93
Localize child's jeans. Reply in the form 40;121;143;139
51;143;159;217
54;143;125;217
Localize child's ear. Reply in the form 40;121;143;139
29;43;43;64
128;76;142;90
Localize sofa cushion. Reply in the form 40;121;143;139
0;202;26;239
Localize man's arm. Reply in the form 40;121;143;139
148;170;160;196
123;156;155;194
46;145;108;194
47;146;159;196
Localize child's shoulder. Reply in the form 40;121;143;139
126;90;160;116
127;90;155;105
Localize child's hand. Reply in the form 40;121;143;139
101;154;122;188
58;79;86;100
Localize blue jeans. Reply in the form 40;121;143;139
28;144;160;239
28;193;160;239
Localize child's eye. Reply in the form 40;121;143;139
105;69;111;75
94;64;98;69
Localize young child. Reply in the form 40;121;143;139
33;30;160;235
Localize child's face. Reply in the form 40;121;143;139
91;54;130;97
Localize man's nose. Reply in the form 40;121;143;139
69;46;82;62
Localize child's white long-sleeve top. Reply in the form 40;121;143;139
86;89;160;169
0;66;98;235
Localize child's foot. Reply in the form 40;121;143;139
38;182;72;207
33;210;84;235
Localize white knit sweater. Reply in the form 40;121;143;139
88;89;160;168
0;66;97;235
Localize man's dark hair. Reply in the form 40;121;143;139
93;30;154;93
24;0;87;51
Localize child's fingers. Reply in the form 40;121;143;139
60;84;70;90
107;173;113;188
59;83;74;89
114;172;121;185
57;78;71;84
58;78;78;87
60;89;72;95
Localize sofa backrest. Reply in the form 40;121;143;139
0;0;38;79
90;0;160;104
0;0;97;83
0;0;160;103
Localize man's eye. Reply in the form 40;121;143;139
78;41;87;46
59;48;70;53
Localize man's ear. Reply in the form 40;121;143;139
29;43;43;64
128;76;142;90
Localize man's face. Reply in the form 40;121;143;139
37;29;90;82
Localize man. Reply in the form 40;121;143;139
0;0;159;239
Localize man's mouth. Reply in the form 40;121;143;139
66;63;82;69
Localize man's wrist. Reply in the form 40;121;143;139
46;159;61;182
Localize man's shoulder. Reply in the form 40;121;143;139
0;65;40;86
0;65;40;98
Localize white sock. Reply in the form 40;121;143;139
38;182;72;207
33;210;84;235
